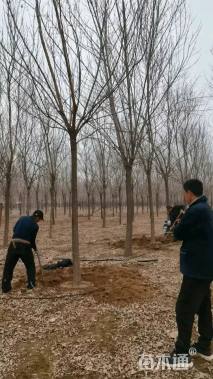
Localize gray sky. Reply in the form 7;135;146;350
187;0;213;90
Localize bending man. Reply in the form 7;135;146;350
1;210;44;293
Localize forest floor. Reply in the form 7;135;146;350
0;209;213;378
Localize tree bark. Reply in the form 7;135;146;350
26;187;31;215
35;186;40;210
156;191;159;217
68;191;71;217
70;133;81;285
118;185;122;225
125;165;133;257
164;176;170;207
0;203;3;227
147;171;155;243
49;174;55;238
87;192;91;220
100;192;103;219
3;169;12;247
102;181;106;228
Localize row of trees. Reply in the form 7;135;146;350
0;0;211;284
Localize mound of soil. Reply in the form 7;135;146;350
111;234;175;249
14;265;157;306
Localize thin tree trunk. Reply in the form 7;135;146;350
62;192;66;215
147;171;155;243
44;192;48;214
49;174;55;238
118;185;122;225
92;193;95;215
70;133;81;285
26;187;31;215
141;195;144;214
3;171;11;247
132;184;135;222
68;191;71;217
100;192;103;219
164;176;170;207
54;190;57;220
112;194;115;217
125;165;133;257
156;191;159;217
87;192;91;220
102;181;106;228
35;186;40;209
0;203;3;227
136;193;139;215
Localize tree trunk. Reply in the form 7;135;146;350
70;133;81;285
44;192;48;214
49;174;55;238
87;192;91;220
102;181;106;228
0;203;3;227
118;185;122;225
112;194;115;217
100;192;103;219
156;191;159;217
136;193;139;215
132;185;135;222
3;171;11;247
62;192;66;215
54;190;57;220
147;171;155;243
125;165;133;257
35;186;40;209
26;187;31;215
92;193;95;215
68;191;71;217
164;176;170;207
141;195;144;214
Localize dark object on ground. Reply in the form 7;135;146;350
43;258;73;271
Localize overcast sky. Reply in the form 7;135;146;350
187;0;213;90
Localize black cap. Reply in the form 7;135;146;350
32;210;44;220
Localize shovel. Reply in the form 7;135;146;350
35;250;45;285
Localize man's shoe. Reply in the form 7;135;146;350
161;349;193;370
190;343;213;361
2;288;11;294
27;282;36;290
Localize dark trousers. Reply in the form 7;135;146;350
2;242;36;292
175;275;213;353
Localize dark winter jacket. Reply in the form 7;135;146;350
173;196;213;280
12;216;39;251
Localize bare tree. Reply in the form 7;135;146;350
2;0;123;284
0;9;23;246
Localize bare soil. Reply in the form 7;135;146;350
0;210;212;378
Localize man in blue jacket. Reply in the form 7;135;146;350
166;179;213;369
1;210;44;293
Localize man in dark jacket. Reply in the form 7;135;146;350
165;179;213;369
1;210;44;293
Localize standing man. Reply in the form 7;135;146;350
1;210;44;293
166;179;213;369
